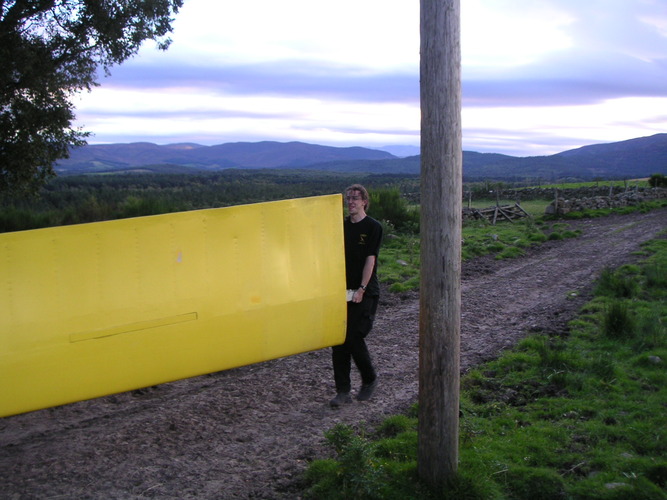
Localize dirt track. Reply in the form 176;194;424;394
1;208;665;499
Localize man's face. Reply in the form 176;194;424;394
345;190;364;215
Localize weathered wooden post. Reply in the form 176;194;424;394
418;0;462;490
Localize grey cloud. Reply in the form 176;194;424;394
290;121;419;137
86;105;304;121
464;51;667;107
103;60;419;103
462;127;605;156
105;51;667;111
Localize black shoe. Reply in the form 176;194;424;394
329;392;352;407
357;379;378;401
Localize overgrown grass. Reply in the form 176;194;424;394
379;214;580;293
469;199;549;217
379;200;664;293
305;237;667;499
539;179;651;190
379;230;421;293
557;200;667;220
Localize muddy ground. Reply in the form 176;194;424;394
1;208;665;499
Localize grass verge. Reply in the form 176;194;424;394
304;237;667;499
379;201;665;293
379;208;556;293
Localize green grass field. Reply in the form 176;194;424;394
379;198;582;293
538;179;651;190
378;199;665;293
305;235;667;499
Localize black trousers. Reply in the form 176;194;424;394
332;295;379;393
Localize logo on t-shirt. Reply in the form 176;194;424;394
358;233;367;245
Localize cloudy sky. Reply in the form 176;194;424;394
72;0;667;156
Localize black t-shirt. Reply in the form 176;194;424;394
344;215;383;296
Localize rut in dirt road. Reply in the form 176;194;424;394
0;208;665;499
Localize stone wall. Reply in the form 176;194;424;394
544;187;667;215
491;185;643;201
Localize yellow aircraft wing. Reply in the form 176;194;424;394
0;194;346;417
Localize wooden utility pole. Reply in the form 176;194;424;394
418;0;462;490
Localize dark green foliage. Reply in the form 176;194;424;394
645;463;667;488
496;246;524;259
595;268;640;298
440;472;504;500
369;188;419;233
323;423;356;455
641;240;667;303
644;261;667;290
502;466;566;500
374;432;417;462
307;423;433;500
561;229;581;239
303;459;340;497
0;207;58;232
568;476;666;500
0;171;421;233
648;173;666;188
527;231;548;243
560;201;667;221
602;300;635;339
0;0;183;194
586;352;617;382
532;336;574;372
116;195;185;219
375;415;417;439
308;424;388;500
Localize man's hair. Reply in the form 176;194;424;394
345;184;370;210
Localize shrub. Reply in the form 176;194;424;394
561;229;581;239
644;261;667;289
0;207;55;232
496;247;524;260
370;188;419;233
534;337;575;371
595;268;639;298
486;240;506;252
528;232;548;243
602;300;635;339
117;195;181;218
375;415;416;438
308;424;387;499
648;173;666;188
635;305;665;347
374;432;417;462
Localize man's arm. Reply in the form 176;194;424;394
352;255;376;303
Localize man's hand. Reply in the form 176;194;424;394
352;288;365;303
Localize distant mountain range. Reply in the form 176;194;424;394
56;134;667;181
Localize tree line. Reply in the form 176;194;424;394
7;169;608;235
0;171;422;234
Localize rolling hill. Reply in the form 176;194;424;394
55;134;667;180
55;141;396;173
